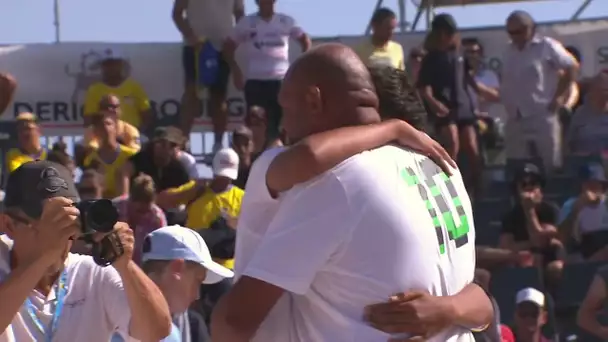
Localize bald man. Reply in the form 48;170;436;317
212;44;478;341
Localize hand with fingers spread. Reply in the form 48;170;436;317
392;122;456;176
364;291;453;341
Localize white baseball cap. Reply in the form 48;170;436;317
212;148;239;180
142;225;234;284
102;48;125;61
515;287;545;308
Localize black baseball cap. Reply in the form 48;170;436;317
579;163;607;183
431;14;458;34
153;126;185;145
514;163;545;186
4;161;79;219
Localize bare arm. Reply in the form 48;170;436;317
499;233;533;252
0;73;16;115
266;119;454;193
117;161;135;197
155;181;202;210
298;33;312;52
524;208;558;246
577;275;608;339
116;261;173;341
172;0;196;40
553;65;578;106
0;256;51;332
447;283;494;330
211;276;284;342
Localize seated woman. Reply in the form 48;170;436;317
567;72;608;156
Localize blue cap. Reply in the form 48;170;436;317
142;225;233;284
579;163;607;183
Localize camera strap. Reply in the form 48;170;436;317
24;269;68;342
92;232;125;267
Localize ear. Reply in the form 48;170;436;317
304;86;322;112
540;309;548;325
0;213;15;238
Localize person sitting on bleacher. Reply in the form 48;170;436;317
558;163;608;261
566;71;608;156
5;112;47;173
577;264;608;340
499;164;564;286
512;288;553;342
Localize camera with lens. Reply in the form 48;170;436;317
76;199;122;267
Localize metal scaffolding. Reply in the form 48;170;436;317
364;0;599;35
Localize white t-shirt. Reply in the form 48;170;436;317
0;236;132;342
231;13;304;80
233;147;294;342
177;150;199;179
242;145;476;342
186;0;243;49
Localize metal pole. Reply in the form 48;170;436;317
53;0;61;43
364;0;384;36
570;0;593;21
398;0;408;32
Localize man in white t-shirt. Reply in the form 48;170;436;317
211;44;481;341
0;161;172;342
172;0;245;147
224;0;311;145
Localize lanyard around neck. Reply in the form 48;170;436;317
24;269;68;342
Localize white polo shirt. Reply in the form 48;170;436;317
242;145;476;341
186;0;243;49
233;147;294;342
0;236;132;342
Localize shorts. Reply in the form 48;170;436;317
182;45;230;96
434;112;477;129
244;79;282;142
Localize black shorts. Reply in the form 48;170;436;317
182;45;230;96
434;113;477;129
244;79;282;141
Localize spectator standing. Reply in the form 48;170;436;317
512;288;553;342
5;113;46;174
120;127;191;195
577;265;608;340
417;14;488;197
113;174;167;265
462;38;500;117
177;148;200;180
355;8;405;70
500;11;579;172
76;169;104;201
0;161;172;342
172;0;245;145
558;163;608;261
224;0;311;145
82;115;138;199
83;50;152;130
499;164;564;287
566;72;608;156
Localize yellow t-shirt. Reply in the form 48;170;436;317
168;181;244;269
83;145;138;199
355;40;405;70
83;120;141;151
83;79;151;128
5;148;47;173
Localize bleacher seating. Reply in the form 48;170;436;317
490;266;544;324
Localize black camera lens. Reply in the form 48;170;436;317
77;199;118;234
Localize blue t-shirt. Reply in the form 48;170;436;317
161;322;182;342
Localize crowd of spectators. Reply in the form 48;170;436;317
1;0;608;341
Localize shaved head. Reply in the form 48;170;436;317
279;43;380;142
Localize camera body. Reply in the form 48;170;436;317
75;199;119;235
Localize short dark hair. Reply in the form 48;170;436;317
371;7;396;25
367;66;427;131
462;37;484;54
565;45;581;63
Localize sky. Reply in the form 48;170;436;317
1;0;607;44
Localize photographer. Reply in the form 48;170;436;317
0;161;172;341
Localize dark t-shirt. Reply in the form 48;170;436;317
501;201;560;242
417;49;474;119
129;149;191;192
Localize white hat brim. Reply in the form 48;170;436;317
201;260;234;284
